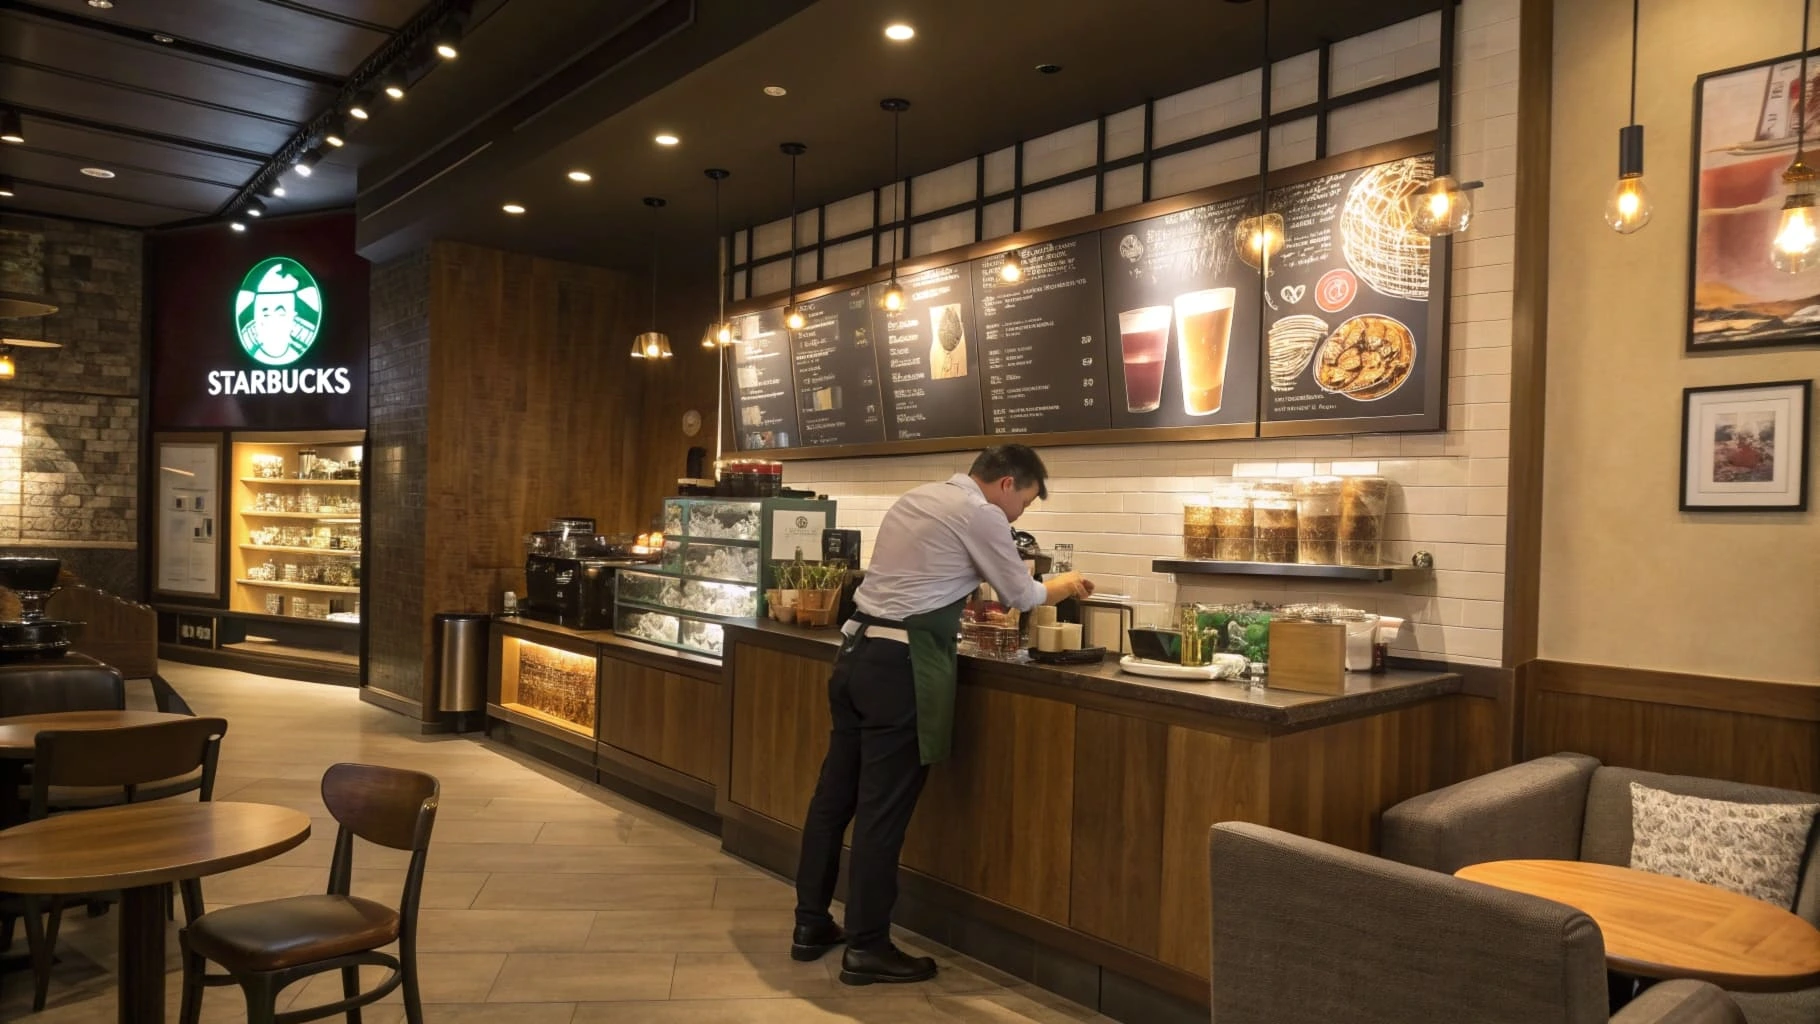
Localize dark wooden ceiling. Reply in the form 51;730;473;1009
0;0;431;227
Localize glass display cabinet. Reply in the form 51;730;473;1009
618;496;836;658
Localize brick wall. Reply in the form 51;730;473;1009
0;213;143;597
366;248;430;702
739;0;1520;667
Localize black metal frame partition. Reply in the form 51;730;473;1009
727;5;1457;301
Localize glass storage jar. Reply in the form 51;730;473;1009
1294;476;1344;564
1250;479;1299;563
1208;478;1255;561
1339;476;1392;566
1182;502;1216;559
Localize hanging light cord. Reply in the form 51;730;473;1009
649;207;660;330
1801;0;1812;156
891;109;902;273
714;177;726;328
788;150;799;301
1628;0;1639;126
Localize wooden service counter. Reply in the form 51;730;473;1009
485;617;721;820
719;620;1498;1008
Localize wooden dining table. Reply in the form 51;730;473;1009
1457;859;1820;992
0;801;311;1023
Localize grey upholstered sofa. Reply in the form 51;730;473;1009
1210;821;1745;1023
1381;754;1820;1024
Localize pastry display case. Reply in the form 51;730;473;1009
619;496;835;658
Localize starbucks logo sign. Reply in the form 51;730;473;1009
234;257;322;366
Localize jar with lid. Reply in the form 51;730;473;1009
1182;502;1215;559
1207;478;1254;561
1294;476;1343;564
1339;476;1392;566
1250;479;1298;563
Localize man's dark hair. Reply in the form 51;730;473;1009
969;444;1048;501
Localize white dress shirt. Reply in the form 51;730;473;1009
853;473;1048;622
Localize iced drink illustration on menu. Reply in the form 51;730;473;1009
1174;287;1235;416
1117;306;1171;413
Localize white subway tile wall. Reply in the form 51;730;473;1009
745;0;1520;667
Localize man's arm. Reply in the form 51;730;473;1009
957;507;1090;610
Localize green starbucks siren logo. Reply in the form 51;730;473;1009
234;257;323;366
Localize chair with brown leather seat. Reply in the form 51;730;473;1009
0;662;125;718
178;762;440;1024
4;715;229;1011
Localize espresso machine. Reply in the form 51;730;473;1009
0;556;78;659
520;518;655;629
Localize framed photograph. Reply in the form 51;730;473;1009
1680;380;1811;511
1689;53;1820;352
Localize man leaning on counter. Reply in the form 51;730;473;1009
791;444;1096;985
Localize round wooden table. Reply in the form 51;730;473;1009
0;801;311;1023
1457;859;1820;992
0;710;192;758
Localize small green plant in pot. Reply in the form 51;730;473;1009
794;562;849;628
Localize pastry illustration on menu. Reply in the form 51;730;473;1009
1261;153;1440;427
869;264;985;442
1099;197;1261;429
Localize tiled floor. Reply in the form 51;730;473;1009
3;663;1114;1023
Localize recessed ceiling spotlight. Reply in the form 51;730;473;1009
502;203;525;215
80;167;116;179
654;133;680;146
0;176;15;199
229;219;247;233
152;33;174;44
567;170;592;183
87;0;113;8
1036;63;1062;74
884;23;914;41
763;85;787;97
0;110;23;145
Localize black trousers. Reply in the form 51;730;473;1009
793;633;929;951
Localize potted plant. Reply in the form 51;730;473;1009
794;562;848;628
768;560;802;623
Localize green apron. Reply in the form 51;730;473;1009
895;597;968;766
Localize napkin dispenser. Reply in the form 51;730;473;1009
1080;597;1136;654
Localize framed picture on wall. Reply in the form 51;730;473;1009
1679;380;1811;511
1688;54;1820;352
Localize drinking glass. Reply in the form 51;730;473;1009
1173;288;1236;416
1050;543;1075;574
1117;306;1172;413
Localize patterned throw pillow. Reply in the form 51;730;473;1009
1629;782;1820;908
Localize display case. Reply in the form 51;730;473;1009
621;496;835;658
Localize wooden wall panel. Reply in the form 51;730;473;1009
1157;725;1269;976
728;644;832;825
902;684;1076;924
1525;661;1820;792
1069;708;1168;957
420;241;648;690
599;656;717;783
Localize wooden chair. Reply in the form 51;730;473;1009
179;763;441;1024
6;716;229;1011
45;583;159;685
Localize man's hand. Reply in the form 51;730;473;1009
1042;571;1096;605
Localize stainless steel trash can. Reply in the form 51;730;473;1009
433;613;490;713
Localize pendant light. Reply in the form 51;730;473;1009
0;347;16;381
880;99;910;312
1773;0;1820;272
1236;0;1285;273
1604;0;1653;232
779;143;809;331
998;250;1023;283
1411;4;1482;237
631;197;674;360
702;168;735;349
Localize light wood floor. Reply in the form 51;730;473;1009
2;663;1111;1023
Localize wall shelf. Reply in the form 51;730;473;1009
234;579;361;594
1151;559;1417;582
240;544;360;558
240;478;361;486
240;510;361;520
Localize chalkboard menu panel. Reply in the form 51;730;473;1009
975;236;1112;436
728;307;799;449
789;286;886;447
1098;196;1262;431
869;264;986;442
1261;154;1441;429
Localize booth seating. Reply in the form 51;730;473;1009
1209;822;1746;1024
1382;754;1820;1024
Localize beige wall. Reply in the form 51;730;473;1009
1542;0;1820;683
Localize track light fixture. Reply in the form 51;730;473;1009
324;118;349;148
229;219;247;233
245;197;266;218
381;69;407;100
347;92;373;120
0;109;22;145
294;149;322;177
433;17;461;59
0;176;14;198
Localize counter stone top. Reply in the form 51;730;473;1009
727;619;1463;728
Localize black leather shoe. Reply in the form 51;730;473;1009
790;922;846;962
838;944;938;985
